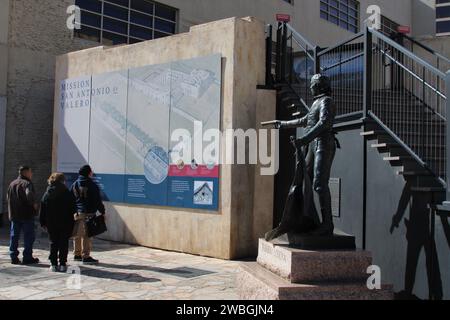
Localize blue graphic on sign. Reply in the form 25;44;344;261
144;146;169;185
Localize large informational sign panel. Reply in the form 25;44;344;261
56;54;221;211
57;76;92;173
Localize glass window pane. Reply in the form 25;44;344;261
129;37;142;44
155;18;175;33
437;6;450;19
349;25;358;33
131;0;154;15
75;0;177;44
106;0;129;7
154;31;170;39
348;0;358;10
76;0;102;13
330;15;338;25
81;11;101;28
104;3;129;21
103;17;128;35
102;31;128;45
130;10;153;28
130;24;153;40
437;20;450;33
349;8;357;17
155;4;176;21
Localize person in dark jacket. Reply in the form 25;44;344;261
70;165;106;264
6;166;40;265
40;173;76;272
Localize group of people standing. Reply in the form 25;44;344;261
6;165;106;272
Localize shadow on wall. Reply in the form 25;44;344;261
98;204;138;248
390;178;449;300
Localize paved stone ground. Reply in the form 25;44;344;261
0;226;240;300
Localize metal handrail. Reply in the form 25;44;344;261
317;31;364;57
399;33;450;66
321;52;365;72
290;35;315;62
286;23;317;51
376;45;447;100
370;28;446;78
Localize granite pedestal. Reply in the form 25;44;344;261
237;238;394;300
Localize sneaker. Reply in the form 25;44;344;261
22;257;40;265
11;257;21;265
82;257;99;265
59;265;68;273
49;265;58;272
74;255;82;262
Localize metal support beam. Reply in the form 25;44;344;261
280;23;287;82
314;46;321;75
275;22;282;82
363;27;372;121
445;71;450;202
265;24;273;88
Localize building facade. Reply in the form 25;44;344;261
0;0;439;215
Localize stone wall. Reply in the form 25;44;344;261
2;0;96;210
0;0;9;216
53;17;275;259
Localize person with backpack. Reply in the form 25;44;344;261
40;173;76;272
71;165;106;264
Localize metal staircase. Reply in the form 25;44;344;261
266;22;450;198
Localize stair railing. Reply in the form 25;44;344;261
275;22;320;109
272;23;450;191
317;31;366;118
398;33;450;74
368;27;448;187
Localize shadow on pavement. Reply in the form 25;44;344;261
97;262;215;279
79;266;161;283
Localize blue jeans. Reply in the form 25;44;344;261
9;220;36;260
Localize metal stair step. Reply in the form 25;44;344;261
371;143;397;149
383;155;413;161
397;170;433;177
360;130;386;137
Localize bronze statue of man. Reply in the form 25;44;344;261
272;74;337;237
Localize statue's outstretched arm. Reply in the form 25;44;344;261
298;97;334;145
278;116;308;129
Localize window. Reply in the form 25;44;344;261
320;0;360;33
380;16;400;37
436;0;450;35
75;0;178;45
